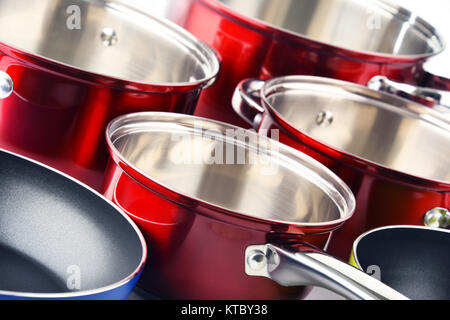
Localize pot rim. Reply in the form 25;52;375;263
352;225;450;270
201;0;446;63
105;112;356;233
0;148;147;299
259;75;450;190
0;0;220;93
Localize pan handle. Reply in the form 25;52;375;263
245;243;408;300
0;71;14;99
367;76;450;116
232;78;266;130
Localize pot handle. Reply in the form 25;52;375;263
367;76;450;116
245;243;408;300
0;71;14;99
232;79;266;129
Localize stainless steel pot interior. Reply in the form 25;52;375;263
263;76;450;183
107;113;355;226
217;0;444;56
0;0;219;84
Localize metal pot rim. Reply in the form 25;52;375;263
105;112;356;232
202;0;446;62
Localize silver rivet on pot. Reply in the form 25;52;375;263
0;71;13;99
316;111;334;126
423;207;450;228
100;28;118;46
246;250;267;271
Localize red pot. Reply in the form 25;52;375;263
102;112;410;300
184;0;449;127
0;0;219;190
233;76;450;259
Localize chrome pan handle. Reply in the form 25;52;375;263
245;243;409;300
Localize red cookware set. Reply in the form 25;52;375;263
0;0;449;300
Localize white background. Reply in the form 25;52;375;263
393;0;450;75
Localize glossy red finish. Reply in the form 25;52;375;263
0;43;205;190
185;0;446;127
256;107;450;259
102;148;342;299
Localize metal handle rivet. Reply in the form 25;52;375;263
316;111;334;126
0;71;13;99
424;207;450;228
101;28;118;46
247;250;267;271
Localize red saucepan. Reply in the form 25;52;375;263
0;0;219;190
232;75;450;259
102;112;407;300
183;0;449;127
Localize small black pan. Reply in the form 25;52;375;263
0;149;146;299
351;226;450;300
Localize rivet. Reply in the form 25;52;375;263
316;111;334;126
101;28;118;46
0;71;13;99
247;250;267;271
424;207;450;228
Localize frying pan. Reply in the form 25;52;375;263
102;112;406;300
0;149;146;299
351;226;450;300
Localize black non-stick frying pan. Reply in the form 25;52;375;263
351;226;450;300
0;149;146;299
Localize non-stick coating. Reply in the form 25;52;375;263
355;227;450;300
0;151;143;296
